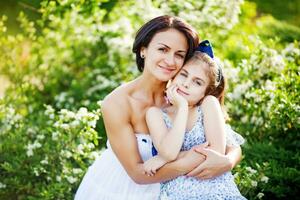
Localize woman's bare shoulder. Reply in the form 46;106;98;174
101;82;133;115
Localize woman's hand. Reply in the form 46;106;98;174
186;146;232;179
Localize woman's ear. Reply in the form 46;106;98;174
140;47;146;58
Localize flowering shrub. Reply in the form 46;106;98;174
0;0;299;199
226;39;300;147
0;99;101;199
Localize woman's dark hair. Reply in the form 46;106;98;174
132;15;199;72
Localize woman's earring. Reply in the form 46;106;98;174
166;80;172;88
141;54;145;59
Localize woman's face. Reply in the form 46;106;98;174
171;60;210;106
141;28;188;81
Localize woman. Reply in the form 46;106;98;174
75;15;242;200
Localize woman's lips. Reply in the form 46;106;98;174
159;65;175;74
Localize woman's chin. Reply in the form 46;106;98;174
155;72;176;82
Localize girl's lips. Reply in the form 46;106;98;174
177;88;189;96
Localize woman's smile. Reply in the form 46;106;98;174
158;65;176;74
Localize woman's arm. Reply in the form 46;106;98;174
186;145;242;179
101;95;203;184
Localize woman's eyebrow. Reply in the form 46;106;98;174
158;43;187;53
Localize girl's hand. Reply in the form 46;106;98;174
166;84;188;108
143;156;167;176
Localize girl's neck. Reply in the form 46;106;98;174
167;104;198;114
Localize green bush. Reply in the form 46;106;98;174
0;0;299;199
0;98;101;199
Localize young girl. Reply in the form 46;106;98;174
144;40;246;199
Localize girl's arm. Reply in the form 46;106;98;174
145;85;189;161
186;95;242;179
101;94;203;184
201;95;226;154
145;105;188;161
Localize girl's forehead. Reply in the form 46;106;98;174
181;62;209;79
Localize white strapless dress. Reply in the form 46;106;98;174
74;134;160;200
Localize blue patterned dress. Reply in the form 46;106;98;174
159;106;247;200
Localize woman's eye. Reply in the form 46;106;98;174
158;48;167;52
176;54;185;59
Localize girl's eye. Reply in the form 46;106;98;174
180;72;187;77
194;80;202;86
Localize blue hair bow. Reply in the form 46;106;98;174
196;40;223;82
195;40;214;59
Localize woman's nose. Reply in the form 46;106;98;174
165;54;175;66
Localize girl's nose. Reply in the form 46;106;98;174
182;79;190;88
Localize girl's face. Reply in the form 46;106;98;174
141;28;188;81
171;60;210;106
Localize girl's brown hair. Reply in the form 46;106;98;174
189;52;228;118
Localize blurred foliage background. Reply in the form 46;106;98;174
0;0;299;199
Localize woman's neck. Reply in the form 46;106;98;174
133;73;167;106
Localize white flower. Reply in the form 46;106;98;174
77;144;84;154
25;140;42;157
246;166;257;174
73;168;83;174
251;180;258;187
87;120;97;128
261;176;269;183
33;168;39;176
265;80;276;91
41;157;49;165
61;150;72;158
0;182;6;189
52;131;59;140
97;100;103;107
60;123;70;130
70;120;80;128
76;107;88;119
257;192;264;199
66;176;77;184
241;116;248;123
27;128;36;135
45;105;55;115
87;143;95;150
37;134;45;140
56;176;62;182
26;148;34;157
